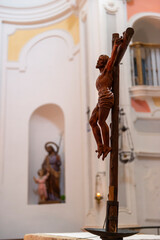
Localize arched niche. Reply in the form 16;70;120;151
28;103;65;204
132;16;160;43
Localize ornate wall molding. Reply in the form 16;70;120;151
129;85;160;98
128;12;160;28
0;0;81;24
6;29;79;71
103;0;119;15
7;14;79;62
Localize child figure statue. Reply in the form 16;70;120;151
33;169;49;203
89;37;123;160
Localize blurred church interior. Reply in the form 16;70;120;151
0;0;160;238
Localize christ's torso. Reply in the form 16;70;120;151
96;70;113;91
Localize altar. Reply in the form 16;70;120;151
24;232;160;240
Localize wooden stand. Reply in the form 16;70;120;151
85;28;136;240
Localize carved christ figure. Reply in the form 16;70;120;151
89;38;123;160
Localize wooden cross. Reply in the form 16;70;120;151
85;28;135;240
107;28;134;233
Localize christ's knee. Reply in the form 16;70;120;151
89;117;98;128
98;119;105;128
98;119;108;130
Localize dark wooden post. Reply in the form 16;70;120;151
106;33;120;233
106;28;134;233
85;27;135;240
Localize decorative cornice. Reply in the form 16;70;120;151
0;0;53;8
66;0;79;10
129;85;160;99
7;14;79;62
0;0;82;24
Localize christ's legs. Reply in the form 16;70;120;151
89;106;103;158
98;107;111;160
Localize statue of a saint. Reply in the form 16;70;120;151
42;142;61;201
89;38;123;160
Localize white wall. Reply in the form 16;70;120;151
3;0;160;238
0;2;86;238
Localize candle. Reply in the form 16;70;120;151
96;192;101;198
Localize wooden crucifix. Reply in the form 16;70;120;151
86;28;136;240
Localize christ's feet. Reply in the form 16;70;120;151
95;145;104;158
102;146;112;160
